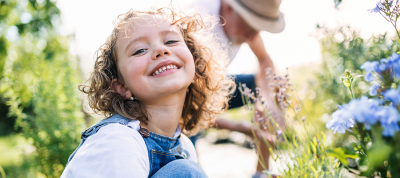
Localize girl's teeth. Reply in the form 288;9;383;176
153;65;178;76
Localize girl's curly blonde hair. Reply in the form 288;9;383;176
79;7;235;134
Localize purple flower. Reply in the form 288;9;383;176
277;130;282;135
383;89;400;105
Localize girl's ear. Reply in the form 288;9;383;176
111;78;132;99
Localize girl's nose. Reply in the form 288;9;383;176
152;44;171;60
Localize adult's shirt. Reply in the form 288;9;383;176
188;0;241;62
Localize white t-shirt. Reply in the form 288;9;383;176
187;0;240;62
60;120;198;178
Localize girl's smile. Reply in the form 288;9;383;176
149;60;181;77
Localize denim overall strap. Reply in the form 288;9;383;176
67;114;131;163
141;131;186;177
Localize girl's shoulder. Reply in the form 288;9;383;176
179;134;199;163
62;120;150;178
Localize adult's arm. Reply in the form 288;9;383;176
247;33;274;98
247;33;285;129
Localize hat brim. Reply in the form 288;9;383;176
224;0;285;33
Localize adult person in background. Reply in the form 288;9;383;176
187;0;285;177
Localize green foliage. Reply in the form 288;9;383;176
0;0;85;177
315;26;396;106
305;27;397;144
240;78;345;177
326;147;358;166
313;9;400;176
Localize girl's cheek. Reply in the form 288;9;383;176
130;57;149;74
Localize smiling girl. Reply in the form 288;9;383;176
60;7;234;178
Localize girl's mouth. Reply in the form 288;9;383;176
151;64;179;76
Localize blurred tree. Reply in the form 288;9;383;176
0;0;85;177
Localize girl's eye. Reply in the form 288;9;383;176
165;40;178;45
133;49;147;55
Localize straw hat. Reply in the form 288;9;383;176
223;0;285;33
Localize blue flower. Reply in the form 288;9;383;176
378;58;391;72
383;89;400;105
361;61;379;72
361;61;379;82
388;0;399;6
346;96;381;129
368;2;382;13
378;106;400;137
327;96;383;132
364;73;375;82
388;53;400;79
326;107;355;134
369;83;380;96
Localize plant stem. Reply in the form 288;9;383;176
379;11;391;22
295;90;317;131
349;86;354;99
390;20;400;39
0;165;6;178
379;10;400;38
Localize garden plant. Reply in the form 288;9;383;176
326;0;400;177
244;0;400;177
0;0;85;177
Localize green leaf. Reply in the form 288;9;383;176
396;39;400;48
350;142;361;151
343;80;351;88
327;147;359;166
367;143;392;170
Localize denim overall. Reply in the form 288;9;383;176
67;114;207;178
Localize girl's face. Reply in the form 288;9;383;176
115;16;195;104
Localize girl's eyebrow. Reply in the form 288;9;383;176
125;29;180;53
159;29;179;36
125;36;149;53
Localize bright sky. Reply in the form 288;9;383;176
57;0;394;74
